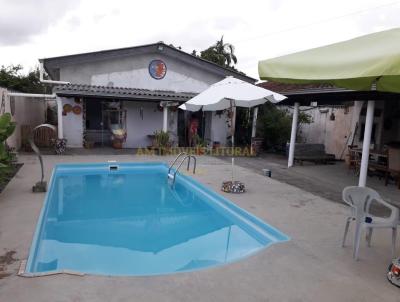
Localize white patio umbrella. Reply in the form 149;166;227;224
179;76;286;188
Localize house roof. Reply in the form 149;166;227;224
257;81;399;105
257;81;351;95
41;42;256;83
53;84;197;102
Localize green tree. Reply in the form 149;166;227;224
0;65;45;93
257;103;292;152
257;103;313;151
200;36;238;69
297;110;313;142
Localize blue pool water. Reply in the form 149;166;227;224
26;162;289;276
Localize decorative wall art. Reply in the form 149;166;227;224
149;59;167;80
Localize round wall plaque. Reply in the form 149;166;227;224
149;59;167;79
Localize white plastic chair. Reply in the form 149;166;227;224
342;186;399;260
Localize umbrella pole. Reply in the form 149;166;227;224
230;101;236;182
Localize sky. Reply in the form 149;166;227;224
0;0;399;80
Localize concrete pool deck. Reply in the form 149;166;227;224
0;154;399;301
224;153;400;208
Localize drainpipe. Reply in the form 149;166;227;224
39;62;70;85
288;102;299;167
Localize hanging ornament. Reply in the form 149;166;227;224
63;104;72;113
72;106;82;115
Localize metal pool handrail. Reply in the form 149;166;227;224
168;152;188;175
168;155;196;185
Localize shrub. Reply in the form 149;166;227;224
0;113;16;164
153;130;170;149
257;103;313;152
257;103;291;152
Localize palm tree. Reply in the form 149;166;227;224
200;36;238;68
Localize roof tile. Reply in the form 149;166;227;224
54;84;197;102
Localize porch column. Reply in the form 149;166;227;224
56;97;63;139
358;100;375;187
251;107;259;138
288;102;299;168
162;104;168;132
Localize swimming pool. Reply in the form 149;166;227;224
26;162;289;276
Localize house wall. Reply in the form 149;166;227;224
124;101;164;148
59;52;222;93
60;97;83;148
1;87;46;150
298;106;354;158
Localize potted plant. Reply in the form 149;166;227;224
111;128;127;149
192;134;206;155
153;130;170;155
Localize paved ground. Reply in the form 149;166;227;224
0;153;399;302
225;153;400;208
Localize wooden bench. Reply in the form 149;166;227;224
293;143;336;165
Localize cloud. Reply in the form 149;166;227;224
354;4;400;33
0;0;81;46
151;19;219;53
0;0;399;79
66;15;81;30
212;16;248;31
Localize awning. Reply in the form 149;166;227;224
54;84;196;102
258;28;400;93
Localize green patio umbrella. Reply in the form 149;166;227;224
258;28;400;93
258;28;400;187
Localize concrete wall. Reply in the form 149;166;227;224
1;87;46;150
123;101;163;148
298;106;353;158
60;52;222;93
60;97;83;148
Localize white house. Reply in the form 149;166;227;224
40;42;256;148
